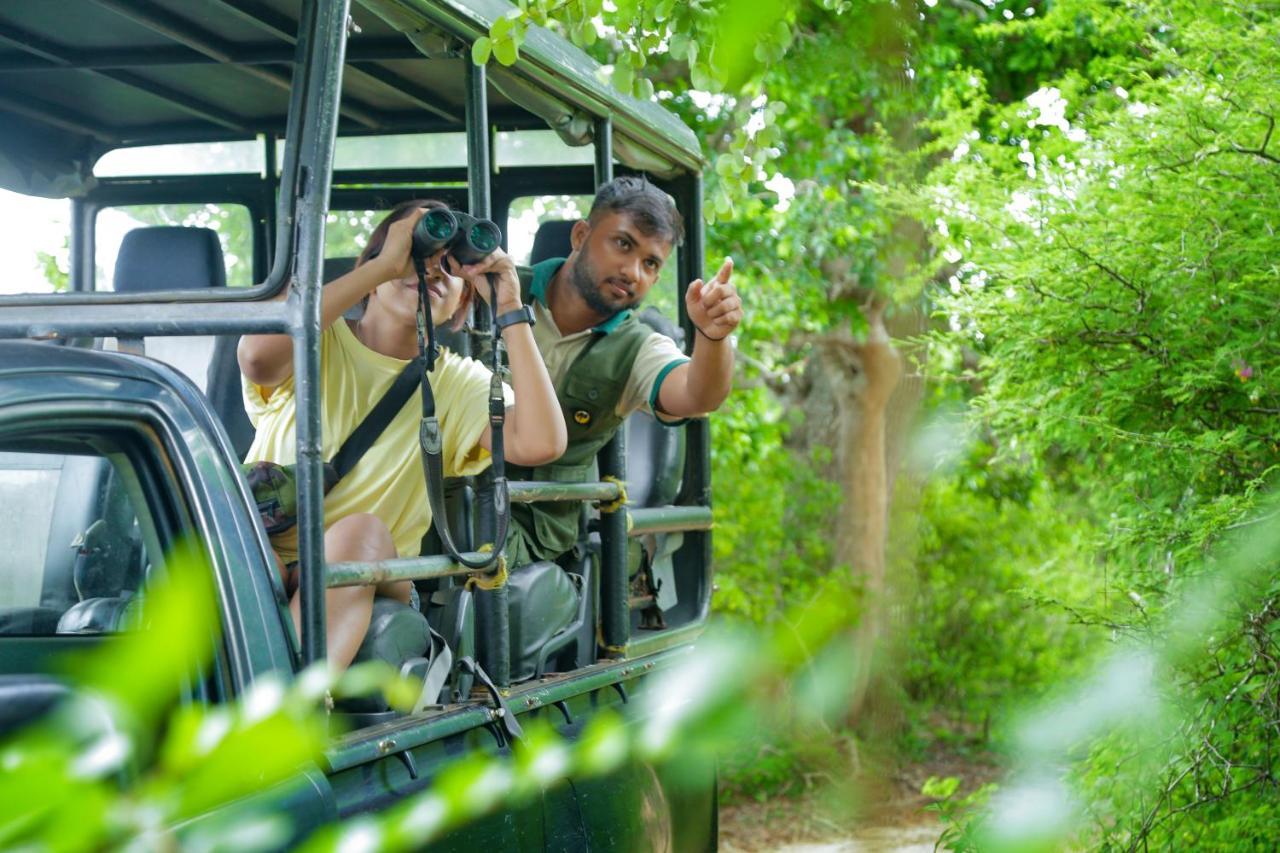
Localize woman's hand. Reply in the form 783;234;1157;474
367;207;427;283
446;249;522;313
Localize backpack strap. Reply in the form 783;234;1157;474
328;356;424;479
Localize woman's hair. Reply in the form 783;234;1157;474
356;198;475;330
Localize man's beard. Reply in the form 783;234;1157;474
570;244;633;317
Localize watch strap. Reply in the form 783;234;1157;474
495;305;536;330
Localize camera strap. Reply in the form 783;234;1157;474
414;257;509;570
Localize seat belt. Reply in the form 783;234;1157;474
457;656;524;746
408;627;454;713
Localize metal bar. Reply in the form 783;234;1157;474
403;1;703;174
508;480;621;504
88;0;383;129
598;435;629;660
290;0;352;667
591;115;630;659
626;506;714;536
594;116;613;187
0;92;117;143
326;554;488;588
0;23;250;131
678;173;716;639
205;0;460;126
91;108;541;149
0;41;424;71
347;62;459;123
324;645;693;773
677;173;710;507
625;621;706;659
0;300;292;340
70;202;92;294
463;57;509;688
0;284;287;308
208;0;318;44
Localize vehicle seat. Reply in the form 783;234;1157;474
341;594;461;716
111;226;226;393
530;219;577;265
56;515;144;635
0;675;70;737
626;307;687;508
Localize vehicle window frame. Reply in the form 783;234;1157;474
77;176;275;295
0;410;231;703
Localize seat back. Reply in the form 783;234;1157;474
112;226;227;393
529;219;575;265
625;307;687;507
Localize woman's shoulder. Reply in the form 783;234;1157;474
433;345;491;381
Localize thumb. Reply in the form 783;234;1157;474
686;278;704;303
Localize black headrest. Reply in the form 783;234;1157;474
113;226;226;293
323;256;357;282
530;220;576;265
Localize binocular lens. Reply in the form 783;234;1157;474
422;209;455;240
469;223;500;254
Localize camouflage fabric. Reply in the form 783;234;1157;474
241;460;341;536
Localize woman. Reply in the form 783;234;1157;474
238;200;566;670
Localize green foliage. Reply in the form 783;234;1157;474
894;0;1280;846
903;444;1102;722
1;538;866;850
36;243;69;292
924;775;997;853
0;541;328;850
710;388;840;623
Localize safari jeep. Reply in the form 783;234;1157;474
0;0;716;848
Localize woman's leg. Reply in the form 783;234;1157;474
289;512;396;672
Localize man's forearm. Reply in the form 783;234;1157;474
682;331;734;413
499;320;567;465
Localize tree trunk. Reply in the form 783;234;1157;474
814;305;905;715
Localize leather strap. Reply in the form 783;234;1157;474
414;260;509;571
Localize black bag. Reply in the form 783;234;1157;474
243;357;423;535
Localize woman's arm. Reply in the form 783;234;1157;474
451;251;567;467
237;209;425;388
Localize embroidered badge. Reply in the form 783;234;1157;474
574;410;591;425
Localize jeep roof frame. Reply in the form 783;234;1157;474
0;0;712;678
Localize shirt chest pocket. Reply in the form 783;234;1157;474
560;372;625;440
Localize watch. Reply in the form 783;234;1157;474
495;305;536;331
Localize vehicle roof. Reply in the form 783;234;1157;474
0;0;702;196
0;341;182;385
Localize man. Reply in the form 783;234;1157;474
457;175;743;566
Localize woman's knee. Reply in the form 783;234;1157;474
325;512;396;562
375;579;413;604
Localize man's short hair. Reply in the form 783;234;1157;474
588;176;685;246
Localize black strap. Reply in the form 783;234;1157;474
328;356;423;479
414;258;509;571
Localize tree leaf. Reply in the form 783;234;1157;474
493;35;520;66
471;36;492;66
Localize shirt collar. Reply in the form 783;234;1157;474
530;256;633;335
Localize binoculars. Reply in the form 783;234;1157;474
412;208;502;266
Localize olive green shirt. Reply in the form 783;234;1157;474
528;258;689;420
